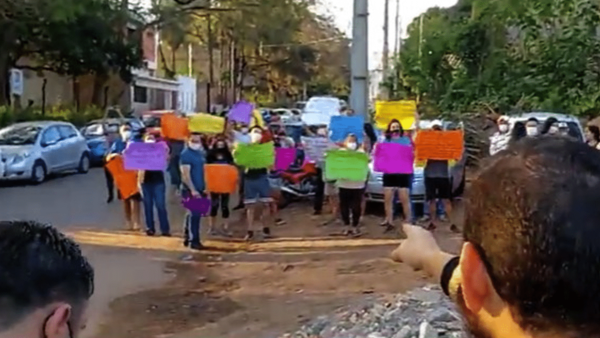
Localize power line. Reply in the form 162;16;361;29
260;36;346;48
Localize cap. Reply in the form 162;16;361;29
498;115;509;123
430;119;443;128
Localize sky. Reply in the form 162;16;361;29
317;0;458;70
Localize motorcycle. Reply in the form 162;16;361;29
273;158;319;209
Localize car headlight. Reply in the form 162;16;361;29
12;153;30;164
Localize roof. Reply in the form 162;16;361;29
7;121;72;128
509;112;580;123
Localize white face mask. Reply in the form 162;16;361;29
240;127;249;134
250;132;262;143
499;124;508;133
526;127;538;136
549;126;559;134
189;142;202;150
121;131;132;140
347;142;357;150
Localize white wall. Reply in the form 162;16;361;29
176;75;197;114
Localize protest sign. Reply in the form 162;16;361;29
329;115;364;142
105;155;139;199
301;112;332;126
374;100;417;130
123;142;168;171
373;143;414;174
228;100;253;124
234;141;275;168
251;109;265;128
161;113;189;140
275;148;297;171
415;130;464;161
324;149;369;181
301;136;329;163
181;196;211;215
204;164;238;193
188;113;226;134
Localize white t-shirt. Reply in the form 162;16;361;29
489;132;510;155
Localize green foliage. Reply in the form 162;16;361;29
391;0;600;117
0;105;104;128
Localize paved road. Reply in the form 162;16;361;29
0;168;174;338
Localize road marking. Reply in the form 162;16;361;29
67;230;401;253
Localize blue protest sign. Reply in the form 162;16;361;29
329;116;364;142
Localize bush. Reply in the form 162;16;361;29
0;105;105;128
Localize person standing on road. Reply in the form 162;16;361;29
0;220;94;338
107;124;142;231
585;125;600;149
379;119;414;232
489;115;510;156
138;132;171;237
206;135;234;237
423;120;458;233
229;122;251;210
336;134;367;237
180;133;207;250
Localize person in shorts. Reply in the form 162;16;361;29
244;126;275;241
424;120;458;232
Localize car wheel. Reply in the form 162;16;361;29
452;169;466;197
78;153;91;173
31;161;46;184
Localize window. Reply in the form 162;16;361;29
41;127;61;145
133;85;148;103
58;125;77;139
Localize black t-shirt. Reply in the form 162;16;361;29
245;168;268;179
144;170;165;184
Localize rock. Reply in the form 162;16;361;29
418;321;437;338
391;325;412;338
428;308;457;323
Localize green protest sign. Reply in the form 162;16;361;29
234;141;275;169
324;149;369;181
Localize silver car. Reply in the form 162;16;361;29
365;120;466;204
0;121;91;184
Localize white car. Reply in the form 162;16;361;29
0;121;91;183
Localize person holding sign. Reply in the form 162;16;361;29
137;132;171;237
379;119;415;232
423;120;458;233
179;133;208;250
206;136;234;236
107;123;142;232
335;134;369;237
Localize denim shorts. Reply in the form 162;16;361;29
244;173;273;204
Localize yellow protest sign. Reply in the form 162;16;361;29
251;109;265;128
188;113;225;134
374;100;416;130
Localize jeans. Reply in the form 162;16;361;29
182;190;202;246
104;166;114;198
313;167;325;213
141;181;170;234
167;141;184;189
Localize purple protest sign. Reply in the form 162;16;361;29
373;142;414;174
275;147;297;171
228;100;253;124
123;142;168;171
181;197;211;215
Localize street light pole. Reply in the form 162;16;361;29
350;0;369;118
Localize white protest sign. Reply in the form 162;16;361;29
301;112;331;126
301;136;331;163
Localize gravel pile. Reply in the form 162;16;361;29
279;285;466;338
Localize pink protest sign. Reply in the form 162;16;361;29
123;142;168;171
275;147;297;171
181;197;211;215
373;142;414;174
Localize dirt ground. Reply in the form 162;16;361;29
91;200;463;338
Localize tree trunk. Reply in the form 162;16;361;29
0;52;12;106
207;12;214;112
92;73;108;107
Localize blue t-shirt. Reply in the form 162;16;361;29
386;135;412;146
180;147;206;193
110;139;127;154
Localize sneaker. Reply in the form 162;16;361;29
439;215;448;222
189;242;205;250
274;218;286;226
262;227;273;239
425;223;437;231
146;229;156;236
380;220;391;227
244;231;255;242
383;224;396;234
313;210;322;216
160;233;171;237
233;204;245;211
450;224;460;233
106;194;114;204
419;215;431;223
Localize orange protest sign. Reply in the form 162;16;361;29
204;164;238;193
161;113;189;141
105;155;139;199
415;130;464;161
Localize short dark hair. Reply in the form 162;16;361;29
0;221;94;330
587;125;600;143
464;136;600;335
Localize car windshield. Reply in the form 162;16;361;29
0;125;42;145
305;98;339;114
82;123;119;137
510;120;583;142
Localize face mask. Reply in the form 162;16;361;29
189;142;201;150
317;129;327;137
145;138;156;143
121;131;132;140
391;128;400;134
499;124;508;133
216;142;226;149
549;126;559;134
240;127;249;134
250;132;262;143
526;127;538;136
347;142;357;150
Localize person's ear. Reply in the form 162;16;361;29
459;242;493;314
43;304;71;338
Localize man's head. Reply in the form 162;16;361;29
0;220;94;338
459;136;600;337
497;116;509;133
430;119;443;131
187;133;203;151
525;118;539;136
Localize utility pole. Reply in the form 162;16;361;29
394;0;400;55
382;0;390;82
350;0;369;118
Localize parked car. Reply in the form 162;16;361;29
0;121;91;183
80;118;144;164
365;120;466;206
